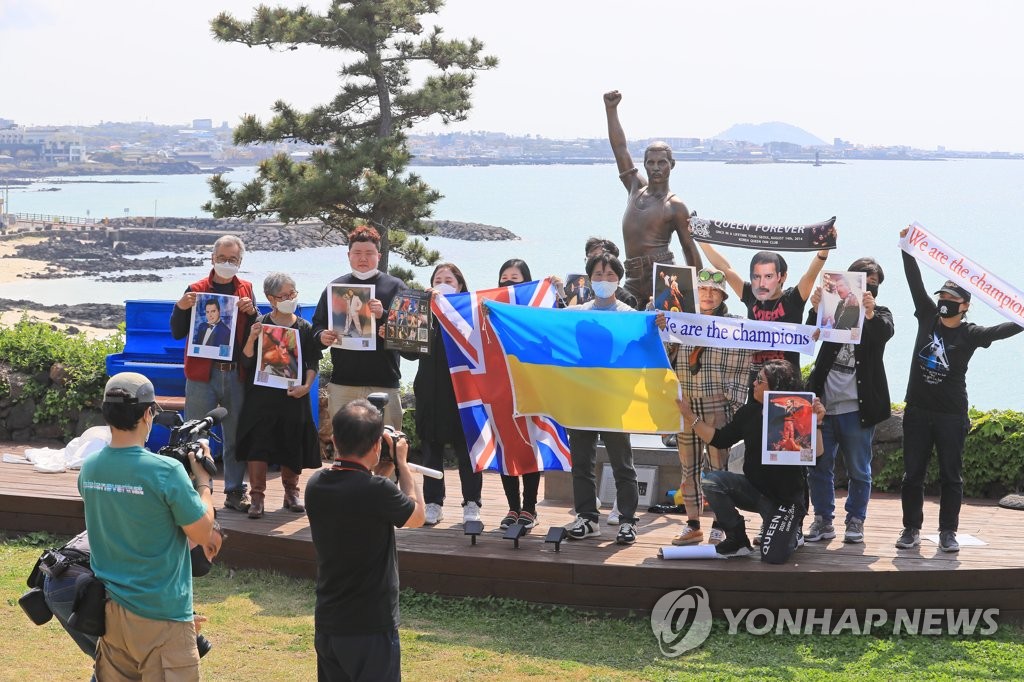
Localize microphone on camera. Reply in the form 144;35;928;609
190;407;227;436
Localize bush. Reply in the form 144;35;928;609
0;317;125;438
873;407;1024;498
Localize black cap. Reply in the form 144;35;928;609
934;280;971;303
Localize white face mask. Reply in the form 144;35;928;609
592;280;618;299
351;268;379;281
213;262;239;280
434;283;458;296
275;298;298;315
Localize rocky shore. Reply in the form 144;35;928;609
0;298;125;329
1;217;517;281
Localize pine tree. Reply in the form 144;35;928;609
204;1;497;276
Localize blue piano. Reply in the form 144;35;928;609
106;300;320;454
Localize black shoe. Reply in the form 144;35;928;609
939;530;960;553
223;488;251;513
895;527;920;549
716;531;752;558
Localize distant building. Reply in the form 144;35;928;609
0;126;85;163
192;119;214;130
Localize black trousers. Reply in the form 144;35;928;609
900;405;970;532
315;629;400;682
421;439;482;507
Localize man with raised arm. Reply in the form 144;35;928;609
604;90;702;308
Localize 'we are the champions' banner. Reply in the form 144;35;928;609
658;311;818;356
690;215;837;252
900;222;1024;327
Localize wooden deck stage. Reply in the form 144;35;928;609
2;443;1022;620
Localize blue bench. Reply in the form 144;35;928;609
106;300;321;454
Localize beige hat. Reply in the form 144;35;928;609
697;267;729;300
103;372;156;404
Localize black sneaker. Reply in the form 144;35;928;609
517;510;537;530
716;532;752;558
895;527;920;549
616;522;637;545
567;515;600;540
223;488;251;513
939;530;960;553
499;510;519;530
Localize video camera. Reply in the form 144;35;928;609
366;392;406;463
153;407;223;477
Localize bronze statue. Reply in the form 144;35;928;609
605;90;702;306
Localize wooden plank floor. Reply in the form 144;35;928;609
3;443;1023;619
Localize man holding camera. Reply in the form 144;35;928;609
78;372;215;680
306;398;426;682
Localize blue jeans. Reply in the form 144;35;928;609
701;470;779;533
186;371;246;494
315;629;400;682
807;411;874;523
43;566;98;659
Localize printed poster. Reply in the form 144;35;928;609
254;324;302;389
762;391;817;466
690;215;837;252
653;264;697;313
816;270;867;344
563;273;594;306
385;290;432;355
328;283;376;351
188;293;238;360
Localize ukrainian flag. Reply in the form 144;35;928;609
484;301;682;433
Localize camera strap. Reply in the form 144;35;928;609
331;459;370;474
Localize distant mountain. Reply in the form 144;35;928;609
714;122;827;147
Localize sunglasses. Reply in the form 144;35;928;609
698;270;725;284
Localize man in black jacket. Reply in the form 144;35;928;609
804;257;893;544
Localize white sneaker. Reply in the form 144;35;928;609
608;501;621;526
424;503;444;526
462;501;481;524
566;515;601;540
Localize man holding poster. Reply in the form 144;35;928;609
896;226;1022;554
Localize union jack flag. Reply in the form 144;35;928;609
431;279;572;475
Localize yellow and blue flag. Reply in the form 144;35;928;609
484;301;682;433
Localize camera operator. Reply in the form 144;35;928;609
77;372;215;680
306;398;426;682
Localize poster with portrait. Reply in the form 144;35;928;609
328;283;376;351
762;391;817;466
254;324;303;389
816;270;867;344
385;290;432;355
652;264;697;313
187;293;239;361
563;273;594;306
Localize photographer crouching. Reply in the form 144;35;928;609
306;397;426;682
77;372;216;680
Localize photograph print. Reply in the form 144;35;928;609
816;270;867;343
762;390;818;466
328;283;376;351
652;263;697;313
563;273;594;306
188;293;239;361
385;290;432;355
254;324;302;390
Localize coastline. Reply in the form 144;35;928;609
0;236;59;283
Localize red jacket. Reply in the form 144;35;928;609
183;274;256;382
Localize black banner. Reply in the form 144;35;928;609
691;215;837;252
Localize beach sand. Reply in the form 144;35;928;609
0;236;61;283
0;308;115;339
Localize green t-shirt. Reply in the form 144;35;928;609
78;445;207;622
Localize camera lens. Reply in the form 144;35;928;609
196;634;213;658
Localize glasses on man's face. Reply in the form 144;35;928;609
753;375;768;386
214;256;241;266
271;291;298;301
698;270;726;284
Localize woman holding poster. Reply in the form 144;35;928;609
896;226;1023;554
237;273;323;519
414;262;484;528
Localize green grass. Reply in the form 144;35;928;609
3;533;1023;681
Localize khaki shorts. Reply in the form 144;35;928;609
327;383;404;431
95;599;199;682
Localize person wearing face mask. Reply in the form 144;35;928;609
803;257;893;545
236;273;323;519
493;258;546;531
313;225;409;430
896;226;1023;553
413;262;484;527
35;522;226;660
657;267;753;547
563;252;644;546
77;372;215;679
170;235;258;514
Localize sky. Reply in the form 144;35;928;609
2;1;1023;151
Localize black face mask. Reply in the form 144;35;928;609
498;280;517;288
936;299;962;318
190;545;213;577
866;284;879;298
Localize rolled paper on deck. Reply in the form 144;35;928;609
407;463;444;479
658;545;723;560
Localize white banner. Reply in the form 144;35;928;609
658;311;817;356
900;222;1024;327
